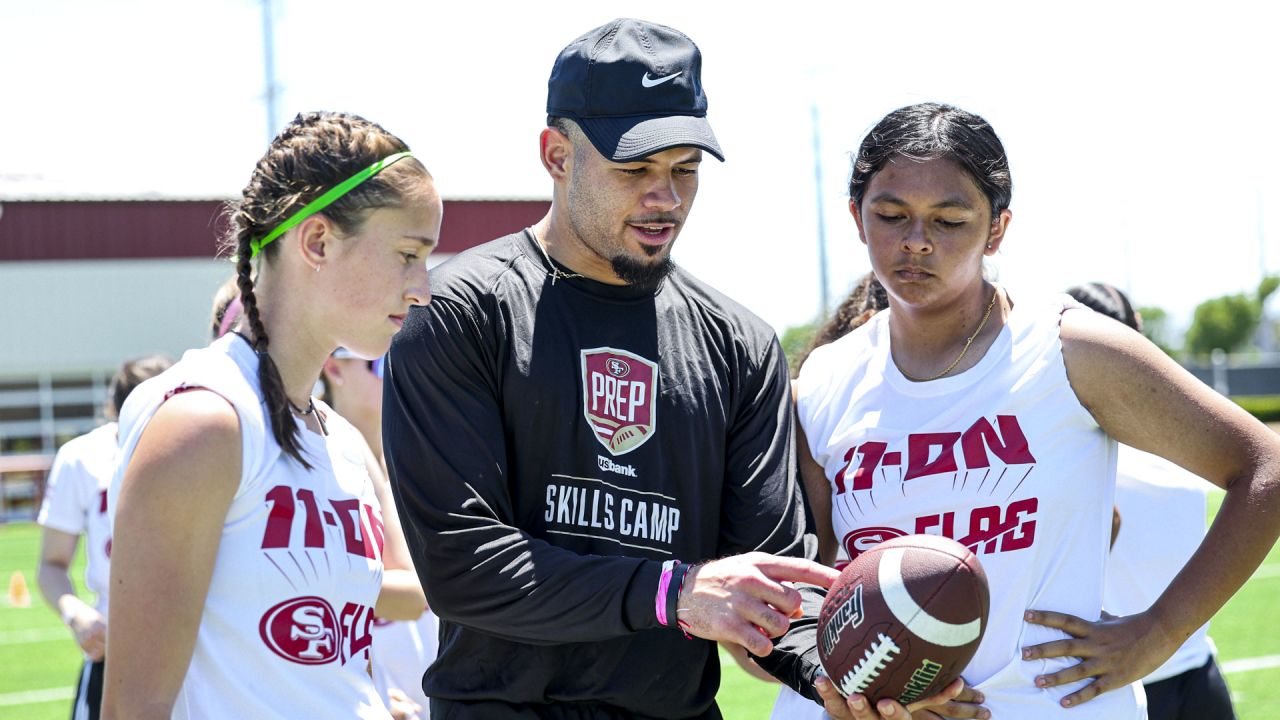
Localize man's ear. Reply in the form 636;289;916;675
540;126;572;181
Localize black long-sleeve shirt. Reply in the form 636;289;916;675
384;229;805;718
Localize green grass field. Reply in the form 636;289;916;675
3;497;1278;719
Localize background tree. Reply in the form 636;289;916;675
1136;305;1177;357
780;322;817;376
1184;275;1280;357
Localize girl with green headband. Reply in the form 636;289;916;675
104;111;440;719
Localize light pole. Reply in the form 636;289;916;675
262;0;280;143
812;101;829;320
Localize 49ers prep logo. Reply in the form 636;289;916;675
582;347;658;456
259;596;339;665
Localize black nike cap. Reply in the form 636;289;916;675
546;18;724;162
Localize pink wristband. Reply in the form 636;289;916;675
656;560;677;626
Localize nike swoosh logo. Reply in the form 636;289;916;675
641;71;682;88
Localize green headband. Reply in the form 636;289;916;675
249;150;415;259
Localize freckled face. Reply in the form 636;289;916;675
851;156;1007;310
329;183;442;358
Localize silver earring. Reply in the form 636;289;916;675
314;265;320;273
986;244;992;249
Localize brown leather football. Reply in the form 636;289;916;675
817;534;989;704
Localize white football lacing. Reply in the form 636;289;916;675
837;633;902;697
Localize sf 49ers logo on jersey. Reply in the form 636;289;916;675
840;527;909;563
581;348;659;456
259;596;375;666
259;596;340;665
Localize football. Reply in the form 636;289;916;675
817;534;989;704
609;424;650;454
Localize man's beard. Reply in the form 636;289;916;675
611;246;674;286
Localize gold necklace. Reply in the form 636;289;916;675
898;287;1000;382
528;229;584;285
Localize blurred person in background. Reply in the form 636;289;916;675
103;110;437;719
1068;282;1237;720
209;275;243;340
37;353;173;720
323;348;437;720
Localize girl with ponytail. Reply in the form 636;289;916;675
104;111;440;719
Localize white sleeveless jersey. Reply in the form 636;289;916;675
371;609;438;717
38;422;117;616
1104;445;1216;683
110;334;388;719
796;291;1144;719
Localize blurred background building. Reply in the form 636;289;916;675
0;193;549;519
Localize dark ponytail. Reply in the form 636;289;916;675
220;111;429;468
1066;282;1140;332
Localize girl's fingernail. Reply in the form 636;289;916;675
851;696;866;710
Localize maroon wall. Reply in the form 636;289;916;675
0;199;550;261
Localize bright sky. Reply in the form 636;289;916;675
3;0;1277;337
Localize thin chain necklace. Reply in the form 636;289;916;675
898;287;1000;382
290;397;328;436
528;228;584;285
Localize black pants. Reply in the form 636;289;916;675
70;659;104;720
1143;656;1236;720
431;699;723;720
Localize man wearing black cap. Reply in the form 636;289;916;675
384;18;837;719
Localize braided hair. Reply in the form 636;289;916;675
219;111;429;468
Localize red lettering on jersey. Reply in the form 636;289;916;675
904;432;961;481
1000;497;1038;552
958;504;1006;554
262;485;295;549
832;415;1036;494
362;504;386;558
261;485;380;559
961;416;1036;468
835;442;888;494
339;602;374;664
98;489;108;514
331;499;373;558
915;512;955;538
845;497;1040;558
297;489;325;549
